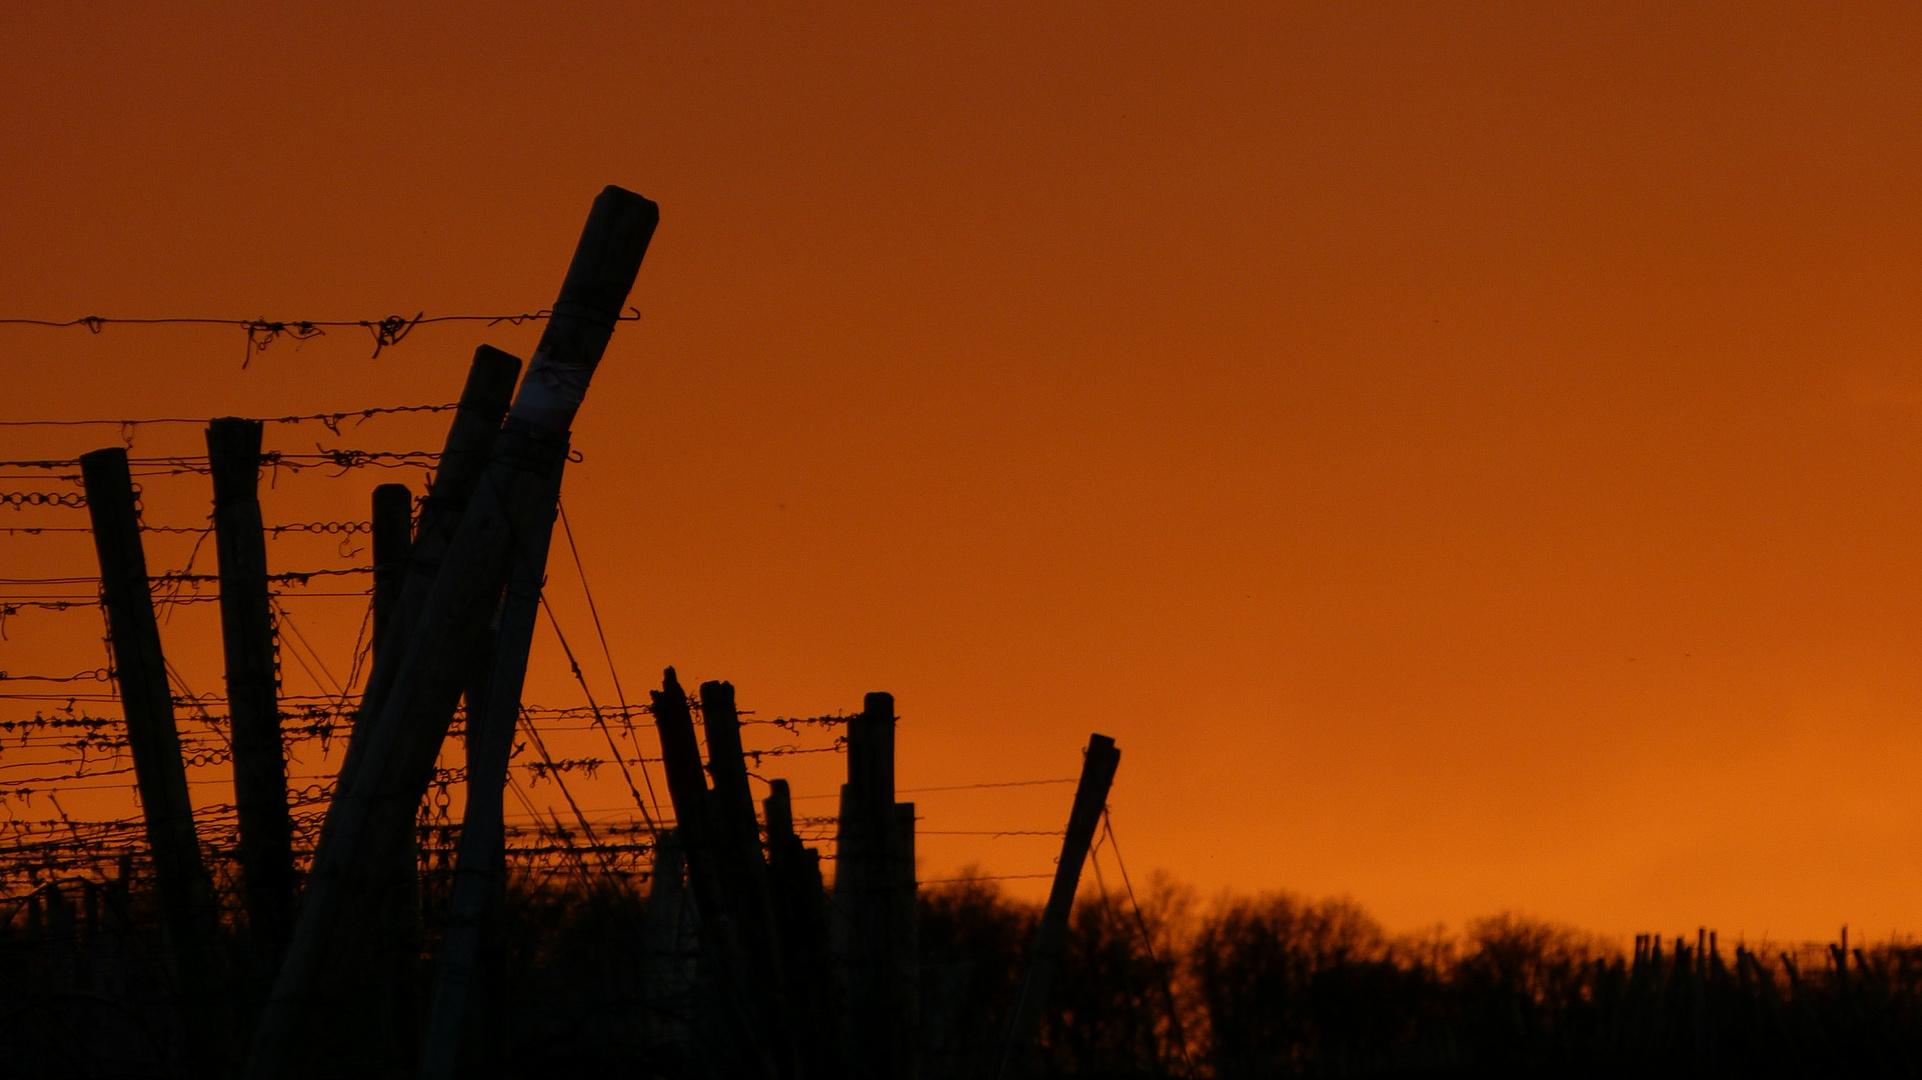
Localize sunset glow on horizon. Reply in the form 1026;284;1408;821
6;2;1922;944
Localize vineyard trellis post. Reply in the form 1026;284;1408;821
369;480;421;1070
208;417;296;977
834;690;918;1080
332;346;520;806
651;667;782;1079
285;346;512;1071
80;446;230;1060
417;455;565;1080
244;185;658;1079
1001;732;1121;1078
370;482;413;649
702;679;800;1077
764;777;837;1079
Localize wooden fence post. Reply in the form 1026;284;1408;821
329;347;520;811
1000;733;1121;1078
312;350;519;1075
700;680;797;1076
245;186;658;1080
370;483;413;649
640;828;698;1053
207;417;295;969
417;458;563;1080
651;669;780;1079
765;779;837;1079
257;344;510;1072
891;798;919;1071
834;691;915;1080
81;447;228;1058
369;481;420;1071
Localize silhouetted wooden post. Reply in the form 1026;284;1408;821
1000;733;1122;1078
651;669;779;1079
418;458;563;1080
640;828;697;1052
330;347;520;807
652;669;725;921
302;351;516;1074
891;798;919;1069
208;417;296;968
246;187;658;1080
82;447;227;1056
766;779;837;1079
369;481;419;1072
835;691;914;1080
370;483;413;649
701;680;797;1077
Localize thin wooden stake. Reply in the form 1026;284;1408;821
1000;733;1121;1078
369;480;419;1071
81;447;228;1059
207;417;295;966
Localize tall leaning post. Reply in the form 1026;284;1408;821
328;348;521;819
208;418;296;979
417;456;564;1080
82;447;228;1058
244;187;658;1080
999;733;1121;1078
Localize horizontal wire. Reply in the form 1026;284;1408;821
0;309;639;362
0;403;457;428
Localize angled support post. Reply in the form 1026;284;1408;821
1000;733;1121;1078
245;187;657;1080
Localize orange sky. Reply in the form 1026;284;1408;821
5;2;1922;942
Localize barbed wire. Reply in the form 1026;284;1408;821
0;449;442;476
0;403;457;433
0;309;640;363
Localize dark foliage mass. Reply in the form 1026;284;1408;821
5;862;1922;1077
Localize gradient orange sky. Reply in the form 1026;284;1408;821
5;2;1922;941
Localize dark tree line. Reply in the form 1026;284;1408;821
6;863;1922;1077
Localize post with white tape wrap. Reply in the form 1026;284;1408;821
243;187;659;1080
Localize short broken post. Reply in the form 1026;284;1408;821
1000;733;1122;1078
370;482;413;649
765;779;837;1079
834;691;916;1080
207;417;295;970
